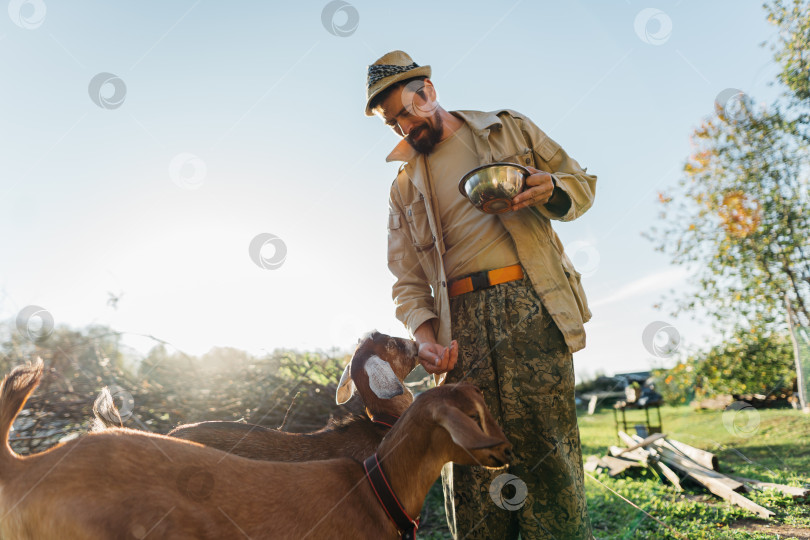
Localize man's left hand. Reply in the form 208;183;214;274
511;166;555;211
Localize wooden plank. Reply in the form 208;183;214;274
718;485;776;519
667;438;719;471
640;440;685;492
608;446;649;463
618;430;638;448
701;478;776;519
617;433;667;455
587;395;598;415
601;455;643;477
656;440;725;481
636;438;774;519
663;454;744;492
584;455;604;473
729;475;810;499
651;460;684;492
618;432;684;491
582;391;626;400
643;437;745;492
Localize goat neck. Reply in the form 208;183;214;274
367;410;399;428
370;403;447;522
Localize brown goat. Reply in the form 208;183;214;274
132;331;419;461
0;360;511;539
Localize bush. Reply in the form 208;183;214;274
654;326;795;404
0;322;369;454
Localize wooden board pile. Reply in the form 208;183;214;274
585;431;809;518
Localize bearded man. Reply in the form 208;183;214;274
366;50;596;540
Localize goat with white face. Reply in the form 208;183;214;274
96;331;421;462
0;360;511;540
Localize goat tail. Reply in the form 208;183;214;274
0;358;44;462
91;387;122;431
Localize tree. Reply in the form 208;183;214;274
646;1;810;331
765;0;810;110
654;326;795;404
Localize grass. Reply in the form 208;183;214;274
581;405;810;539
418;406;810;539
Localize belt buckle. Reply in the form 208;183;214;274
469;271;490;292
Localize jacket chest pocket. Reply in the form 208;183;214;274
405;197;435;252
499;147;535;169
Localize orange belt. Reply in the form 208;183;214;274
448;264;524;298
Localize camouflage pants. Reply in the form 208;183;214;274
441;276;592;539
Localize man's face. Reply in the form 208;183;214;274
375;80;443;155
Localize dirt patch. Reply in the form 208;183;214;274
729;518;810;539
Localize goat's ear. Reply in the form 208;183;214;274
364;355;404;400
336;362;355;404
434;405;505;450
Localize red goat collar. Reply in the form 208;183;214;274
363;453;419;539
368;412;400;428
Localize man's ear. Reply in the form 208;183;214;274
364;355;405;400
421;78;437;100
336;362;355;404
434;405;504;450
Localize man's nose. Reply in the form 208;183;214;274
399;118;417;136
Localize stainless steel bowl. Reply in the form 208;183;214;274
458;162;529;214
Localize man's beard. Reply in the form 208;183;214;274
405;113;444;155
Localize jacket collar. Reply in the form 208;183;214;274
384;110;503;163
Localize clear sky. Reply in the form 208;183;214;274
0;1;784;378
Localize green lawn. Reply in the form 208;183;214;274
418;406;810;539
581;405;810;539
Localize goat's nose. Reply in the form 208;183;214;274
504;447;513;461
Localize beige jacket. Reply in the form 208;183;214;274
386;109;597;353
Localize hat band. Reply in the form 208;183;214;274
367;62;421;87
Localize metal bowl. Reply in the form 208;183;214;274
458;162;529;214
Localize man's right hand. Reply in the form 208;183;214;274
418;340;458;374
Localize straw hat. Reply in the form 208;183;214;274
365;50;431;116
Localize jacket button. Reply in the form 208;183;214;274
525;157;531;164
441;281;446;287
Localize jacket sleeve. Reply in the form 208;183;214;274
387;179;438;336
518;115;597;222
